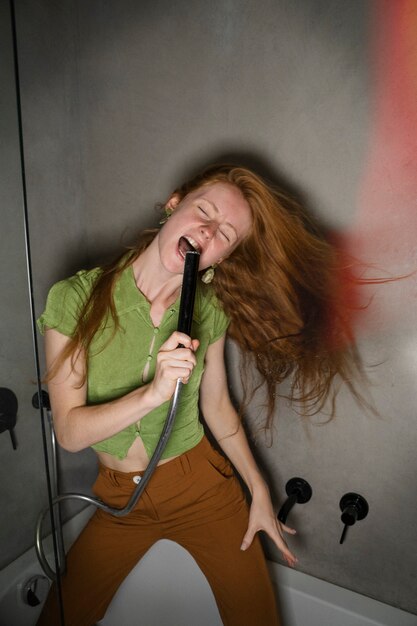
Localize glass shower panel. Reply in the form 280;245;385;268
0;1;62;622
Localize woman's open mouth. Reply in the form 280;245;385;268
178;236;201;258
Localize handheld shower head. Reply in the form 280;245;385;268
177;250;200;338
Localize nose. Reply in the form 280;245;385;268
199;222;217;239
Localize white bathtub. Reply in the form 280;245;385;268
0;508;415;626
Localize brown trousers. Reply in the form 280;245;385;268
38;436;280;626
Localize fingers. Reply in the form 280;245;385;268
273;522;298;568
149;333;199;403
280;522;297;535
278;539;298;568
240;528;255;551
157;333;199;383
159;331;196;351
242;519;298;568
156;347;196;380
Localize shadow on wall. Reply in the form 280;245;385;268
91;147;334;266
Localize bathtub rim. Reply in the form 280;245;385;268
0;507;416;626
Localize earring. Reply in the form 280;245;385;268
159;206;173;225
201;265;216;284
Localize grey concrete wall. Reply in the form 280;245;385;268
2;0;416;617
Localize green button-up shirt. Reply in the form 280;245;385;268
37;262;229;460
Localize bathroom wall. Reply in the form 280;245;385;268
4;0;416;616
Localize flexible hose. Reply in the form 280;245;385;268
36;250;200;580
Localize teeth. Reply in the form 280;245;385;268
178;236;201;259
185;236;201;252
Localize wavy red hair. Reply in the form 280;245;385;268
48;164;368;427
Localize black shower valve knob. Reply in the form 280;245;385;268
32;389;51;410
0;387;18;450
339;492;369;544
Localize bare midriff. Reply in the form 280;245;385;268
95;436;180;472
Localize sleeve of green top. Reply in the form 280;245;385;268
209;296;230;344
37;270;98;337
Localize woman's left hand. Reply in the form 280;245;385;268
240;487;298;568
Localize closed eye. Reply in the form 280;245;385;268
198;205;233;243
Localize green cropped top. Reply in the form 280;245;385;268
37;262;229;460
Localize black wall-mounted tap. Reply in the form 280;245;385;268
0;387;18;450
278;477;312;524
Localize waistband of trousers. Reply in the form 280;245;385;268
97;434;213;484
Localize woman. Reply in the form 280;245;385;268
37;164;358;626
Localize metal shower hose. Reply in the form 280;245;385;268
36;250;200;580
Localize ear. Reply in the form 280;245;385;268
166;193;181;212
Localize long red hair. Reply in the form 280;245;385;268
173;165;367;425
49;164;368;427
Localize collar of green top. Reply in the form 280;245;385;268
113;263;203;324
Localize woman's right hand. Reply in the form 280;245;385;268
44;328;199;452
148;331;200;404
